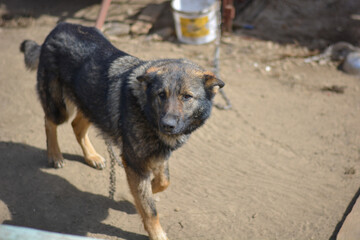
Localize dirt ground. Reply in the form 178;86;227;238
1;0;360;239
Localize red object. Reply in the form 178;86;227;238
222;0;235;32
95;0;112;29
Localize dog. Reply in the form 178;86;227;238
20;22;224;240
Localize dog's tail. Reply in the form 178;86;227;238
20;40;41;71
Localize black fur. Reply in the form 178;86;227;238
20;22;224;239
21;22;224;174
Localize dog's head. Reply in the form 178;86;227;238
135;59;224;136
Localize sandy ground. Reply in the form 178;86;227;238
1;1;360;240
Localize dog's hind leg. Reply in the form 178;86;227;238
123;161;168;240
151;160;170;194
71;111;106;169
37;68;68;168
45;117;65;168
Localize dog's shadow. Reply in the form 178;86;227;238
0;141;147;240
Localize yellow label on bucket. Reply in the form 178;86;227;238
180;16;209;38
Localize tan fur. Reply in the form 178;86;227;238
144;216;167;240
203;71;218;88
146;66;162;74
71;111;106;169
212;85;220;94
123;162;168;240
151;161;170;194
45;117;64;168
203;70;216;77
64;96;76;119
191;69;208;76
187;70;221;93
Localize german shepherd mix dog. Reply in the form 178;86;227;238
20;22;224;240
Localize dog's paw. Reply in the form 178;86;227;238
150;231;168;240
85;154;106;170
49;156;65;169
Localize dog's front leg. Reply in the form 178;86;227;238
151;160;170;194
123;161;168;240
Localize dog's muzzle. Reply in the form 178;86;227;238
159;114;182;135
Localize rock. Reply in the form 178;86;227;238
148;27;174;41
130;3;166;35
343;52;360;75
103;23;130;36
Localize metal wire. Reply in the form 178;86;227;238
214;0;232;110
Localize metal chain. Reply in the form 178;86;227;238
106;140;123;200
214;0;232;110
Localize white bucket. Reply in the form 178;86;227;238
171;0;218;44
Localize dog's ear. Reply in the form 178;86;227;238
203;71;225;95
136;74;150;82
137;67;162;82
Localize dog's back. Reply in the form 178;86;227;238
21;23;137;127
21;22;130;74
34;23;128;79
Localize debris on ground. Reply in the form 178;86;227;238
305;42;360;75
103;22;130;36
321;85;346;94
0;12;33;28
130;3;166;35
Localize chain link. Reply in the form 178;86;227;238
106;140;123;200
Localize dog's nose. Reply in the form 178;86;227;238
161;115;178;132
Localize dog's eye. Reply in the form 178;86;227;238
158;91;166;99
183;94;193;101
